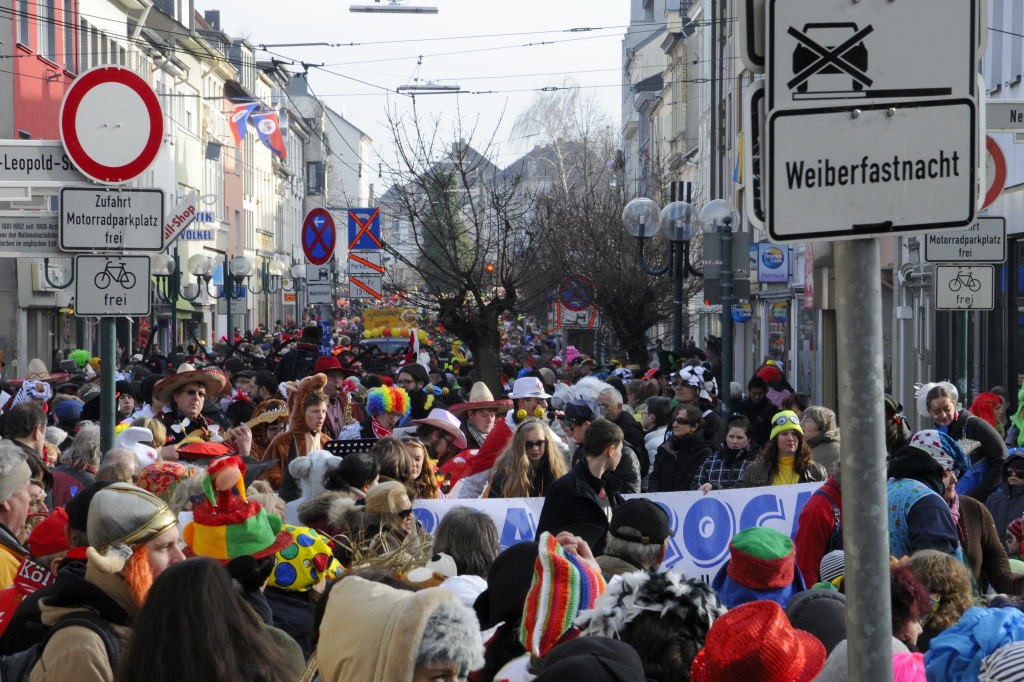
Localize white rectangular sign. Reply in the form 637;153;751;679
348;250;385;277
74;255;151;316
987;101;1024;132
60;188;164;252
925;216;1006;263
767;100;976;242
0;141;88;186
934;265;994;310
305;264;333;304
0;213;59;256
768;0;977;110
349;273;384;300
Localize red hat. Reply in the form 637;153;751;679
690;600;826;682
26;507;71;557
313;355;359;376
176;441;233;460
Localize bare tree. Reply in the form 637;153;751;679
513;88;704;365
377;105;544;391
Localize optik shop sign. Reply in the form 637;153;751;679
757;244;789;284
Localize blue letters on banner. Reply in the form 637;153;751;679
413;483;821;584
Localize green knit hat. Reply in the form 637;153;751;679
727;527;795;589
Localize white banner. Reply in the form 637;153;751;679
413;482;821;585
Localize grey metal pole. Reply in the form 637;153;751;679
673;242;684;355
720;221;733;414
99;317;117;452
835;238;893;682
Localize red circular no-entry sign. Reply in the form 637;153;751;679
59;65;164;184
983;135;1007;210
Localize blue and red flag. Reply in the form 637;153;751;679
251;110;287;159
229;102;257;146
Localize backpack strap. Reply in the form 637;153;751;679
812;487;843;550
43;612;121;668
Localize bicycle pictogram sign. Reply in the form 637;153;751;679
94;260;137;289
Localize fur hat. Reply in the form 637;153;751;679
576;569;725;645
769;410;803;441
690;600;826;682
288;450;342;502
520;532;606;659
711;526;805;608
152;363;228;404
416;596;485;674
85;482;178;574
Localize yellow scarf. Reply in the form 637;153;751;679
773;455;800;485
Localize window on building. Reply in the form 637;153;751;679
16;0;30;48
100;33;108;64
64;3;75;72
38;0;56;61
306;161;324;195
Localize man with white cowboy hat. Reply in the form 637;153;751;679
448;382;513;449
441;376;567;497
153;363;249;460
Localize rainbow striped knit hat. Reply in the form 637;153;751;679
519;531;606;659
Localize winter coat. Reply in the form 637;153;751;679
0;522;28;590
794;477;843;584
297;490;362;537
984;452;1024;537
955;493;1024;594
808;430;841;476
942;411;1008;501
29;566;136;682
536;461;625;552
644;427;667;475
264;587;315;658
650;433;714;492
739;457;827;488
611;411;648;475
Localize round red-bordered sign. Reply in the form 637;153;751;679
59;65;164;184
302;208;337;266
983;135;1007;210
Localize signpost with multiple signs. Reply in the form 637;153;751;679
346;207;385;300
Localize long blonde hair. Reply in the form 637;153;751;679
488;419;567;498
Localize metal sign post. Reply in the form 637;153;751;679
835;238;892;682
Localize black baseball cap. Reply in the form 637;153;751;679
608;499;673;545
563;400;599;425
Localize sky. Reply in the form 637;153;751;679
195;0;631;186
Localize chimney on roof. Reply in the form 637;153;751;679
204;10;221;30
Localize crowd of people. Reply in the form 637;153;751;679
2;326;1024;680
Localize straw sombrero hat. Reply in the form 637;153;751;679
153;363;229;404
448;382;512;416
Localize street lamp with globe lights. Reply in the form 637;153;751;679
699;199;740;412
621;197;703;358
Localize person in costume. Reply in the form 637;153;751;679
361;385;411;440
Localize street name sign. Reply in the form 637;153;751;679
74;255;151;316
0;213;59;256
767;100;976;241
934;264;994;310
987;101;1024;132
924;216;1005;263
60;187;164;252
767;0;977;111
59;65;164;185
0;141;88;186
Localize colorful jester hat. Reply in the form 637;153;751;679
267;525;344;592
183;456;292;562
